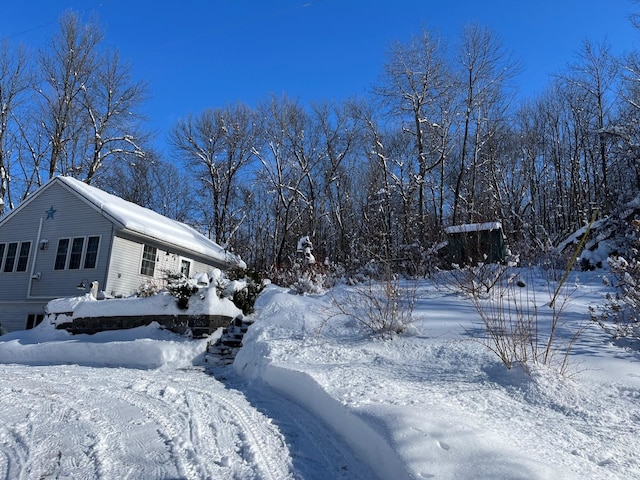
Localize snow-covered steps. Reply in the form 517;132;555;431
205;316;255;365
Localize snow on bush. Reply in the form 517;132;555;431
591;236;640;347
329;274;418;339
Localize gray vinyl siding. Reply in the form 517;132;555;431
105;235;224;297
105;236;147;297
0;302;45;332
0;182;114;331
23;183;113;299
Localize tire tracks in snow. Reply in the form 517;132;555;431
115;372;293;479
202;384;293;480
209;365;378;480
0;365;296;480
0;363;374;480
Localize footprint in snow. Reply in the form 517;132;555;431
437;440;450;451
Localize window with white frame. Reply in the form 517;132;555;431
54;239;69;270
180;259;191;277
54;236;100;270
4;243;17;272
140;245;157;277
0;241;31;273
16;242;31;272
84;236;100;269
68;237;85;269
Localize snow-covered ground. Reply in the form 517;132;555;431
1;268;639;479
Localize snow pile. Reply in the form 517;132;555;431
46;281;242;324
0;281;241;368
234;274;640;480
0;321;212;369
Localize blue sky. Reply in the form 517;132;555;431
2;0;638;152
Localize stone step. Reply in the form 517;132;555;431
205;316;255;363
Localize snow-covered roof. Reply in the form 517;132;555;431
444;221;502;234
55;176;244;268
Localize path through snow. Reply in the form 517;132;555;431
0;363;373;480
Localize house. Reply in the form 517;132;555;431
0;176;245;332
444;221;506;266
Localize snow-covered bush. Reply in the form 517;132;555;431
297;235;316;265
591;234;640;347
224;267;267;315
271;235;337;295
290;269;326;295
165;272;198;310
135;278;163;297
331;274;417;339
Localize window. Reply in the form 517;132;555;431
26;314;44;330
3;243;17;272
140;245;157;276
54;238;70;270
16;242;31;272
53;236;101;271
68;237;85;269
0;241;32;273
84;236;100;269
180;259;191;277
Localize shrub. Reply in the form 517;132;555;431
225;267;267;315
165;271;198;310
135;278;162;297
331;274;418;339
590;224;640;347
468;269;581;375
440;261;510;297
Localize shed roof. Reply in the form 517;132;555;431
444;221;502;235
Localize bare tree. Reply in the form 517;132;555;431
451;24;520;225
26;11;149;187
36;11;102;179
80;49;148;184
251;95;317;270
612;31;640;201
310;100;359;265
100;149;195;223
375;28;453;236
351;100;422;269
0;40;29;215
170;103;256;246
558;39;619;211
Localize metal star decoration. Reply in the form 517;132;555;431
45;205;56;219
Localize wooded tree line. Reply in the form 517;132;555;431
2;12;640;275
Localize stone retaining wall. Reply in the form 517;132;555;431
56;314;233;337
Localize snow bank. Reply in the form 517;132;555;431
235;278;640;480
2;269;639;479
0;321;212;369
234;287;410;478
1;285;238;369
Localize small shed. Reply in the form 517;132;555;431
444;221;506;266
